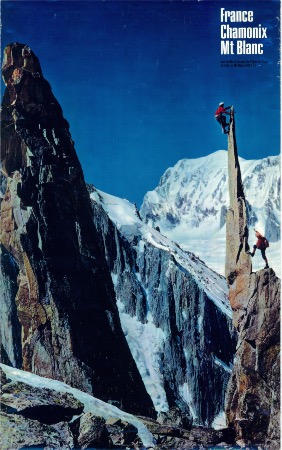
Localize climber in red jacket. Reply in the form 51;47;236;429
215;102;231;134
249;230;269;269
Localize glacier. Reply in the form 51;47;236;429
90;188;236;427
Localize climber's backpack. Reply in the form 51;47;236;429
264;238;270;248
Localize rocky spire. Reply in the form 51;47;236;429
225;107;252;327
0;43;154;416
225;107;280;448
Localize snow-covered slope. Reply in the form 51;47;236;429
91;189;231;317
140;151;280;275
91;189;236;427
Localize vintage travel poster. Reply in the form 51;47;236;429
1;1;280;448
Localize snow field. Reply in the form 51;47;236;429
140;151;280;277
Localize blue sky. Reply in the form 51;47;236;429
2;1;280;206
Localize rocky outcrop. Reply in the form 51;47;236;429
1;367;79;449
140;151;280;276
91;191;237;427
225;107;252;328
141;417;235;449
225;109;280;448
74;413;112;449
0;364;236;449
0;365;154;449
141;152;280;243
0;42;153;416
1;412;76;449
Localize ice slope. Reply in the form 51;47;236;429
115;299;168;414
91;189;230;317
140;150;280;276
0;363;156;448
91;189;234;426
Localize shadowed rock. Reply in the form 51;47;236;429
225;108;252;328
77;413;111;448
0;42;154;416
0;412;75;449
1;372;84;424
225;108;280;448
91;197;237;427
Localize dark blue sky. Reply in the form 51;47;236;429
2;1;280;205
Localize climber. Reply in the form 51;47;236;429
215;102;231;134
249;229;269;269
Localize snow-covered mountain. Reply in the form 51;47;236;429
1;43;236;437
3;42;277;446
140;150;280;275
90;188;236;428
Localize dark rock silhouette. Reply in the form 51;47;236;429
225;108;280;449
0;42;154;416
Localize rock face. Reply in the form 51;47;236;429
0;363;236;449
140;151;280;275
0;367;79;449
0;42;153;416
76;413;111;449
0;42;238;428
141;151;280;242
0;365;152;449
91;190;237;427
225;109;280;448
225;108;252;328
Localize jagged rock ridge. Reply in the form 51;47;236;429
0;42;239;430
90;189;237;427
0;42;154;416
225;108;280;448
140;150;280;275
141;151;280;241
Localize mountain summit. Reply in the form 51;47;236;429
140;150;280;275
1;42;154;415
141;150;280;241
1;43;237;435
1;43;279;449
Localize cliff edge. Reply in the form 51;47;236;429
0;43;154;416
225;108;280;448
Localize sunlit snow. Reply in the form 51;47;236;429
91;189;231;317
140;150;280;277
211;411;227;430
91;188;232;424
116;299;169;414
